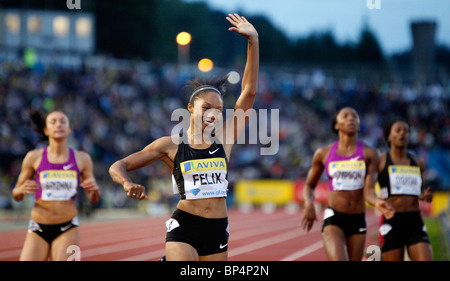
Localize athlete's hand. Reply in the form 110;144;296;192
300;203;317;232
227;13;258;41
80;178;101;204
421;186;433;203
19;180;40;195
375;199;395;220
123;181;148;200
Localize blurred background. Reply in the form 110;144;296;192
0;0;449;259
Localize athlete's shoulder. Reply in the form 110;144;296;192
24;148;44;162
23;148;42;161
314;143;334;161
378;152;388;171
151;135;178;149
26;147;44;157
73;149;91;162
319;142;335;153
361;141;378;155
21;148;44;170
141;135;179;158
408;152;425;169
379;152;388;161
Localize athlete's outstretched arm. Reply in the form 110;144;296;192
363;147;395;219
222;13;259;147
301;148;325;232
227;13;259;112
109;136;174;200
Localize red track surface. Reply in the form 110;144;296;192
0;208;379;261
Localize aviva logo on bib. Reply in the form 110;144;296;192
181;158;227;174
41;170;77;180
190;188;201;196
330;160;365;170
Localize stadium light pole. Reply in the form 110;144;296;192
176;32;191;67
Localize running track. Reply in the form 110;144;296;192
0;208;379;261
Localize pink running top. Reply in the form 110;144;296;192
324;141;366;191
35;147;80;201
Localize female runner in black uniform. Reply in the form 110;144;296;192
109;13;259;261
378;118;433;261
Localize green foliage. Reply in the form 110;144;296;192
424;217;450;261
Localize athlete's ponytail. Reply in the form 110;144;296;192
331;111;339;135
28;109;49;142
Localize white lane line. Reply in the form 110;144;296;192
279;211;380;261
279;240;323;261
229;227;320;258
116;216;302;261
118;249;166;261
81;236;163;258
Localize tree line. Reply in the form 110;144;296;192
2;0;449;71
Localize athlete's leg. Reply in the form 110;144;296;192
166;241;200;261
19;231;50;261
200;251;227;261
346;234;366;261
322;225;348;261
50;227;79;261
407;242;433;261
381;248;404;261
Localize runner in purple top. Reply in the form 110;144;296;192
12;110;100;261
35;147;80;201
300;107;394;261
325;140;366;192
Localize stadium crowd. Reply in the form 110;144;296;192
0;57;449;210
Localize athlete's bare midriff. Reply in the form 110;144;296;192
31;200;78;224
177;197;227;219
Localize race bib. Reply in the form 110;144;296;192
329;160;366;191
175;157;228;199
39;170;78;201
388;165;422;196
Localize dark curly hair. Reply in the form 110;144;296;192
186;75;229;104
384;117;410;147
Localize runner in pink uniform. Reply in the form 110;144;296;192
301;107;394;260
12;110;100;261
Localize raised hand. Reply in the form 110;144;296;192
226;13;258;40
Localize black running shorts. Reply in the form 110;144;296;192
322;207;366;237
379;211;430;253
165;209;229;256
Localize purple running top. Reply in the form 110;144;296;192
325;141;366;191
35;147;80;201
